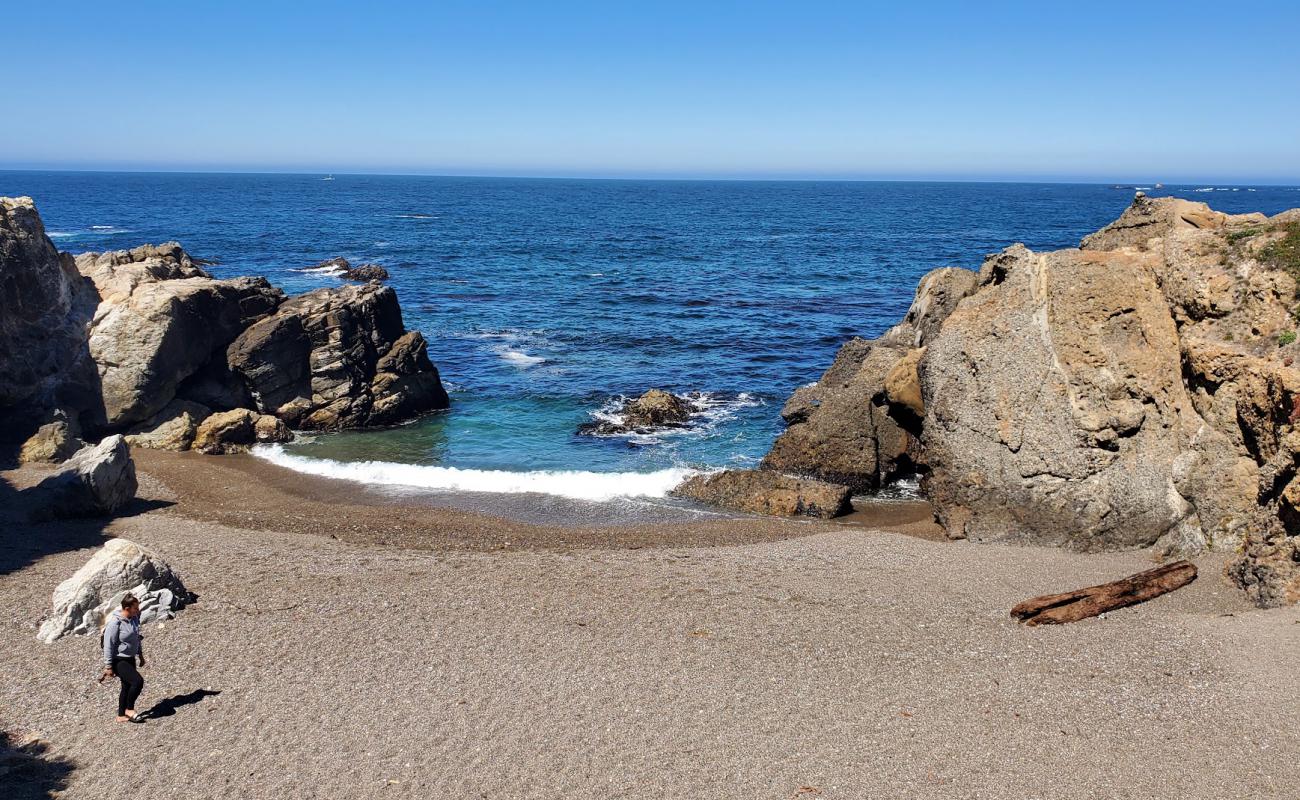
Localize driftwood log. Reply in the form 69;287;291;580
1011;560;1197;625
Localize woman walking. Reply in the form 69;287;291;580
100;594;146;723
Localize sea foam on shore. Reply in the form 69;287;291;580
254;444;695;501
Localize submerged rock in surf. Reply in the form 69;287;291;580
579;389;693;436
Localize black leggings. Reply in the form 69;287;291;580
112;658;144;716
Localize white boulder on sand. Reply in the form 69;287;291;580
37;538;189;643
30;434;138;518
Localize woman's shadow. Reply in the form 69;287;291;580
142;689;221;720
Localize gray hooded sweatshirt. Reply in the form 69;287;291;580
102;611;142;667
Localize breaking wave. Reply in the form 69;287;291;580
499;348;545;367
254;445;694;500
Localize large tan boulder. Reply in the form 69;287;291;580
227;283;449;430
673;470;852;518
78;245;284;428
18;410;85;463
124;399;212;451
919;244;1204;552
191;408;289;454
757;196;1300;606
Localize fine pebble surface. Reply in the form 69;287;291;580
1;457;1297;799
5;172;1300;513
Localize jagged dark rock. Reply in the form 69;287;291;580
227;283;449;430
342;263;389;282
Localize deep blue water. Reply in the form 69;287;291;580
4;172;1298;498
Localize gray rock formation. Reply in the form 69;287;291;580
919;244;1200;552
37;538;189;643
31;435;137;517
673;469;852;518
228;283;449;430
0;197;98;428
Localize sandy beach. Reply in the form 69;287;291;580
2;453;1297;799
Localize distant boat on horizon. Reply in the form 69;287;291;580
321;174;335;181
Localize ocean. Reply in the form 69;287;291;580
4;172;1297;507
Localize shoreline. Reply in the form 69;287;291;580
126;449;943;552
2;449;1298;798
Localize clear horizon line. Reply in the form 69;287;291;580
1;165;1298;187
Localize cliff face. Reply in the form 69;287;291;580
0;197;99;423
761;196;1300;606
0;198;450;453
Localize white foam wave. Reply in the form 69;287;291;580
49;227;132;239
254;445;694;501
293;263;348;276
499;349;545;367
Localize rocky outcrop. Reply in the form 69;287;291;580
37;538;189;643
761;339;918;491
227;283;449;430
755;195;1300;606
761;267;977;491
0;197;98;427
297;257;388;282
31;435;137;518
673;469;852;518
192;408;291;454
77;245;284;429
579;389;693;435
124;399;211;451
343;263;389;282
1;198;448;457
919;244;1202;552
19;410;86;463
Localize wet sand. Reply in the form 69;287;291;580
1;452;1297;799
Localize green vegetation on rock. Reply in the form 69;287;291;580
1261;222;1300;287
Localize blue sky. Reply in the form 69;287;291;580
3;1;1298;182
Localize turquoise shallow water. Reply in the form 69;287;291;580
4;172;1297;500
